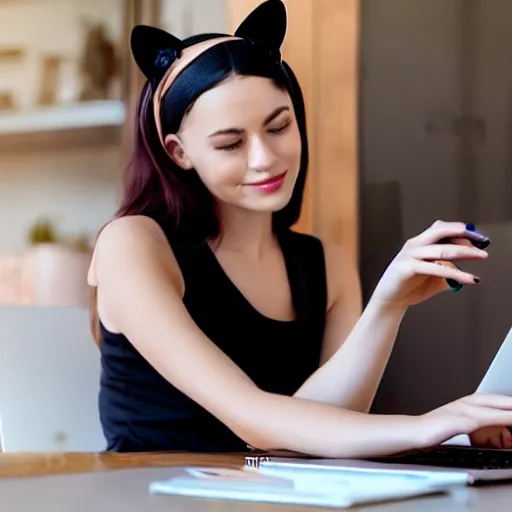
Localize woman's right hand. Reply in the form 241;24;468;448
418;393;512;448
368;220;489;312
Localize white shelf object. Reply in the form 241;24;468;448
0;99;125;135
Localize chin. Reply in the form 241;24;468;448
221;172;298;213
247;172;297;211
245;189;293;213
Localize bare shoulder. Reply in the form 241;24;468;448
322;241;349;268
320;240;360;311
88;215;184;295
97;215;168;252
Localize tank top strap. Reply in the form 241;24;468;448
278;230;327;339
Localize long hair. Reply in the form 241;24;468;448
90;33;309;343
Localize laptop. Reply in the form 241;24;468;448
0;305;106;452
245;327;512;484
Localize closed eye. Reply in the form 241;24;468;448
217;140;242;151
269;120;291;134
217;120;291;151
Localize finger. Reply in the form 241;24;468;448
469;428;502;448
407;221;489;247
459;406;512;433
439;236;491;251
441;237;478;249
490;431;504;449
477;434;501;449
408;244;488;262
500;427;512;448
479;415;512;432
465;394;512;409
458;399;512;430
404;260;480;285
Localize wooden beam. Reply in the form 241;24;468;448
313;0;361;264
280;0;314;235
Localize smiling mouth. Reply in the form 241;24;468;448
246;171;287;187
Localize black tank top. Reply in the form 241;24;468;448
98;228;327;452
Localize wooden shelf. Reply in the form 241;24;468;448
0;100;124;134
0;100;125;152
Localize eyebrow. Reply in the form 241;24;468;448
208;105;290;138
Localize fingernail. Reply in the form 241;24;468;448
466;223;476;231
474;277;480;284
472;239;491;250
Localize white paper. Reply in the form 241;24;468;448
149;465;463;508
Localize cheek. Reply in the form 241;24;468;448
192;150;245;190
280;127;302;168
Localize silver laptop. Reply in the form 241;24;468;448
476;326;512;396
0;305;106;452
245;327;512;484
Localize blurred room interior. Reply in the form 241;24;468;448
1;0;512;450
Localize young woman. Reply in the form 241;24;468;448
88;0;512;454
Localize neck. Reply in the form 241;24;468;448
213;204;276;258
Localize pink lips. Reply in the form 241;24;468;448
246;171;287;193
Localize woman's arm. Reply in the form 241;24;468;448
91;216;511;458
294;221;490;413
294;242;403;412
294;295;404;412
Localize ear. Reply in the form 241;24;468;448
130;25;184;83
164;134;194;170
234;0;287;50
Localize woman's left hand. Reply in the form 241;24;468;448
370;220;489;310
470;426;512;449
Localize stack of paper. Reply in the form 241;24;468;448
149;464;469;508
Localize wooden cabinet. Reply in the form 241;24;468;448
226;0;361;265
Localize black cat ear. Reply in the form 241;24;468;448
234;0;287;49
130;25;184;83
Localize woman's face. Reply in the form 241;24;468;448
165;74;302;214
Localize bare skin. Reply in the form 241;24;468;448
470;426;512;449
89;75;510;457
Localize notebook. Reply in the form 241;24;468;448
149;464;467;508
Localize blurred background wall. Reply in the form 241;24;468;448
360;0;512;414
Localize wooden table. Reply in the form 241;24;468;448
1;452;512;511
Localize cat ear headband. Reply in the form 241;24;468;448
130;0;288;146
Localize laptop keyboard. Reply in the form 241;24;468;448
373;447;512;470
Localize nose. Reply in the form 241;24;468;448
247;135;278;173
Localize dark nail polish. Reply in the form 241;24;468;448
472;239;490;250
466;223;476;231
447;278;463;292
474;277;480;284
